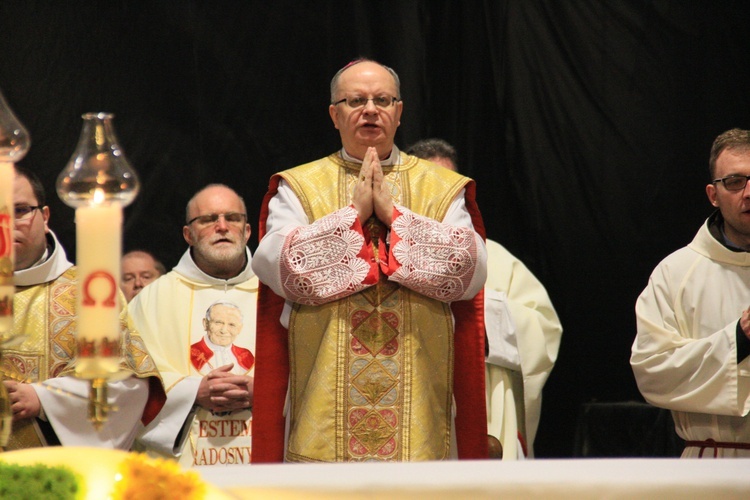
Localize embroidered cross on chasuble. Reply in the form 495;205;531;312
270;153;481;462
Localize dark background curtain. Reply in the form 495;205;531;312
1;1;748;458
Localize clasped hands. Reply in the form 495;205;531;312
196;363;254;414
353;147;393;227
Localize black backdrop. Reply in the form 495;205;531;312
1;1;749;458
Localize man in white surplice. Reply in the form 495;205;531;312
406;138;562;460
632;128;750;458
130;184;257;467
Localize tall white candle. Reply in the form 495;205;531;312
0;161;13;335
75;202;122;349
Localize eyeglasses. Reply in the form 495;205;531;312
14;205;42;221
711;174;750;191
187;212;247;227
332;95;400;109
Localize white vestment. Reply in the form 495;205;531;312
631;217;750;457
129;247;258;467
484;239;562;459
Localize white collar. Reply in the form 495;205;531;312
172;246;256;287
341;146;401;166
14;231;74;287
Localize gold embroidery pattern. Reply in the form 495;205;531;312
49;277;78;377
1;355;36;382
281;155;463;462
347;265;402;460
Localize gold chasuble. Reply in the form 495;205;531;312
2;268;162;450
274;153;472;462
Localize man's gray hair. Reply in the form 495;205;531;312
329;58;401;103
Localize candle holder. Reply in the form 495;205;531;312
57;112;139;430
0;88;30;339
0;87;31;447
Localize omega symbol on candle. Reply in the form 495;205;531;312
82;270;117;307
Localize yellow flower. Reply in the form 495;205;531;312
112;453;206;500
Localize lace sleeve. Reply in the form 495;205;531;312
280;206;377;305
388;206;480;302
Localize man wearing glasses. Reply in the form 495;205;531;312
632;128;750;458
129;184;257;467
4;166;165;451
252;59;488;462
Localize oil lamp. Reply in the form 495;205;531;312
56;112;139;429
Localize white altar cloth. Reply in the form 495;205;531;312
197;458;750;499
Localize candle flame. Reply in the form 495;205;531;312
93;187;105;204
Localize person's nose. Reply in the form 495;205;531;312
362;98;379;114
215;214;230;231
134;276;144;289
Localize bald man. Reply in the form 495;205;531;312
130;184;258;467
252;59;488;463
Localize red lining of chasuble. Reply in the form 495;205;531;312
451;290;489;459
251;175;289;463
453;179;489;459
462;181;486;244
251;283;288;463
141;376;167;426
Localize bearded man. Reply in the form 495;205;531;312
129;184;257;467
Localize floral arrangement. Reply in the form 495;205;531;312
112;453;206;500
0;451;207;500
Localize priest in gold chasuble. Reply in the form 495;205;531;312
251;59;488;462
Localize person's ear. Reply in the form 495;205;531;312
243;223;251;244
42;206;51;233
329;104;341;130
706;183;719;207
